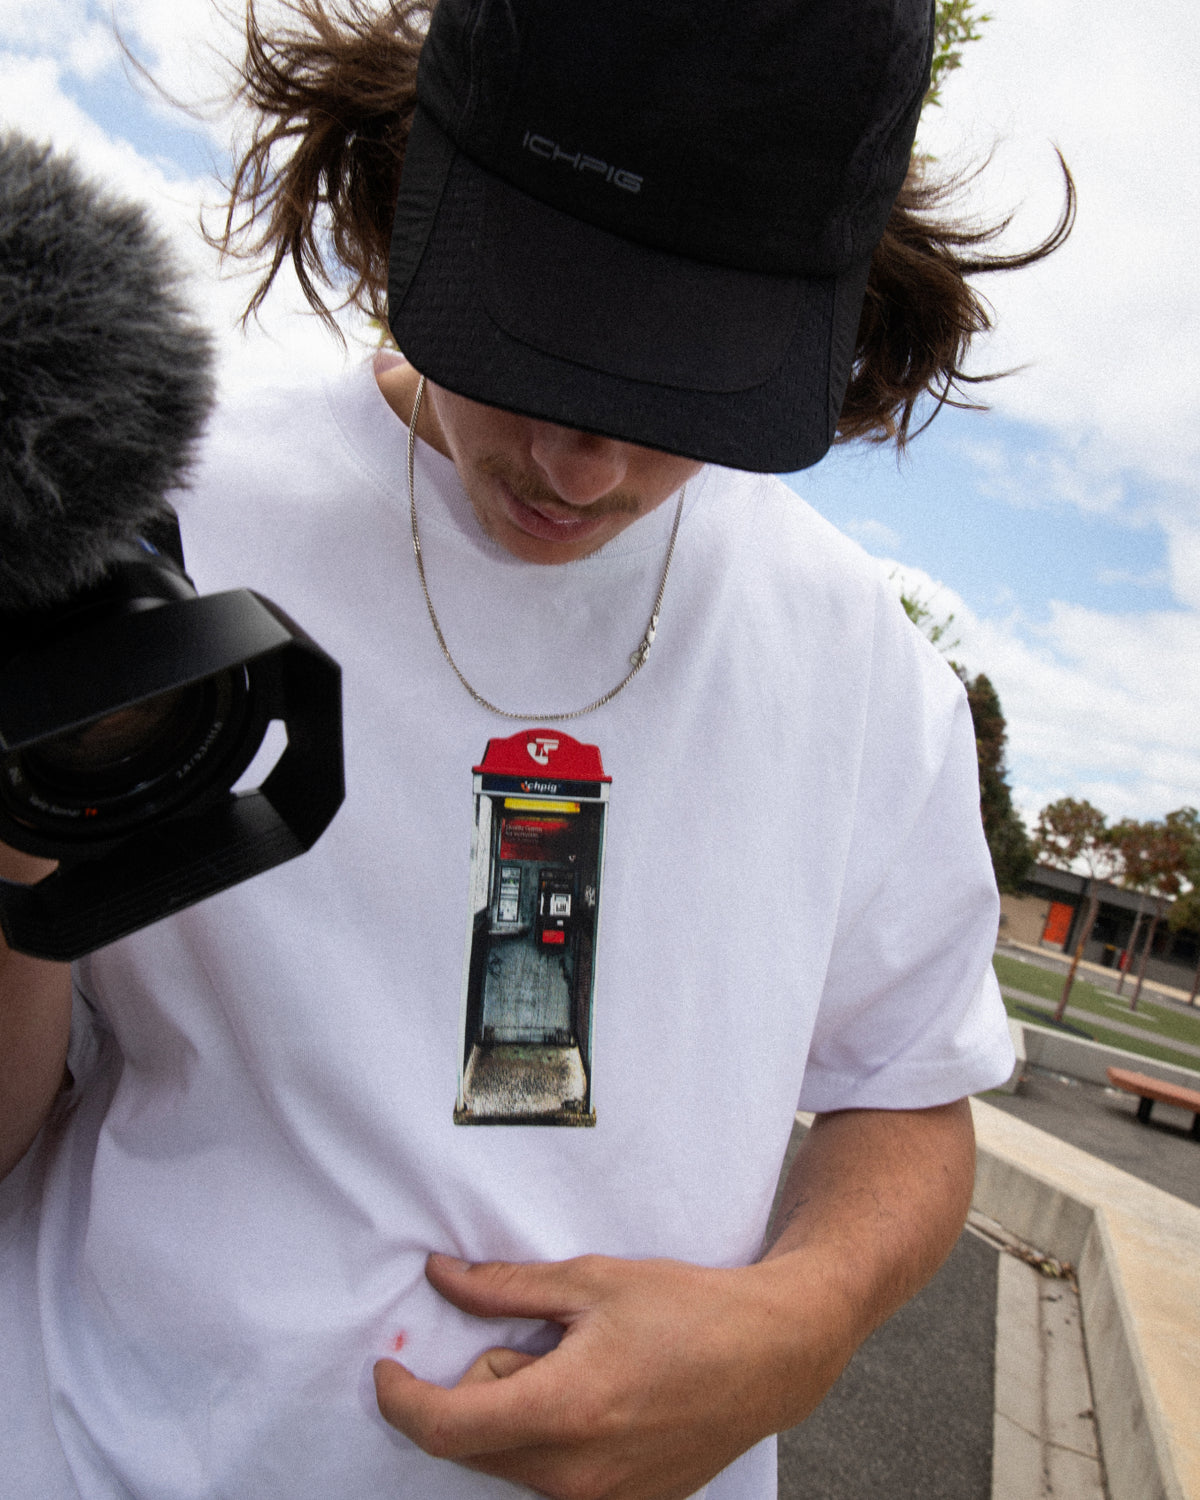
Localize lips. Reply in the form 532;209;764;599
496;479;613;545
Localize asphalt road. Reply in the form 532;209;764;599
768;1120;998;1500
777;1227;997;1500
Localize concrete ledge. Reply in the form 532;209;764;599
1015;1019;1200;1092
972;1099;1200;1500
994;1017;1026;1094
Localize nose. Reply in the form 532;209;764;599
528;422;630;507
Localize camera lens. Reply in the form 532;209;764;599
0;667;256;840
27;686;203;783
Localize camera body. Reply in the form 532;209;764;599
0;521;343;961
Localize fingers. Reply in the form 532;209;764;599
373;1350;573;1460
374;1254;754;1499
375;1254;606;1460
424;1250;601;1322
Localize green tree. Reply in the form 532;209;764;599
897;586;1029;893
898;587;960;661
965;673;1031;893
1032;797;1118;878
928;0;992;109
1110;809;1199;1009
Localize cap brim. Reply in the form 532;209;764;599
388;109;871;473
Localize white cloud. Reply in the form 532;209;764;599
0;0;98;52
105;0;247;135
885;562;1200;825
957;435;1133;520
920;0;1200;493
905;0;1200;827
0;19;367;399
0;3;119;81
1161;521;1200;614
0;0;242;116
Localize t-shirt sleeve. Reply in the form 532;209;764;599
797;585;1015;1114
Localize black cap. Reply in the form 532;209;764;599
388;0;933;473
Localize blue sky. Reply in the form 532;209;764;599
2;0;1199;832
788;409;1177;621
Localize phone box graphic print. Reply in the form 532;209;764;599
455;731;610;1126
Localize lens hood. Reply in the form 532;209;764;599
0;587;343;960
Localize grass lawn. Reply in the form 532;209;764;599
993;952;1200;1074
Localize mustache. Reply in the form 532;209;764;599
478;455;641;520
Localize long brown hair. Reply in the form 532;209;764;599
213;0;429;329
841;155;1075;446
214;0;1075;449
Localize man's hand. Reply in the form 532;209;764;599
0;844;71;1180
374;1249;849;1500
374;1100;976;1500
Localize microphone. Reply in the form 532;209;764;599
0;131;344;962
0;131;215;610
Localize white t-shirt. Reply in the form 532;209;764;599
0;355;1012;1498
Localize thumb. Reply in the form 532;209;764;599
459;1346;541;1385
425;1251;602;1322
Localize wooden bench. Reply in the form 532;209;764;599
1107;1067;1200;1140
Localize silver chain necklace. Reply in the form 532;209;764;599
407;375;686;723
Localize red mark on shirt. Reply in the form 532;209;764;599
391;1331;407;1354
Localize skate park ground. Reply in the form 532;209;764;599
773;944;1200;1500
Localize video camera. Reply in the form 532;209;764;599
0;134;344;962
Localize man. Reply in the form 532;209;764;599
0;1;1043;1495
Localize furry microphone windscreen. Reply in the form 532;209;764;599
0;131;216;612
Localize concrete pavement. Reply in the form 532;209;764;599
989;1065;1200;1210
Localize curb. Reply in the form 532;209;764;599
971;1098;1200;1500
988;1244;1104;1500
1011;1018;1200;1093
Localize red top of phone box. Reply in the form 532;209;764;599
475;730;610;783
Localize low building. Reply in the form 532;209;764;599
1000;864;1199;995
